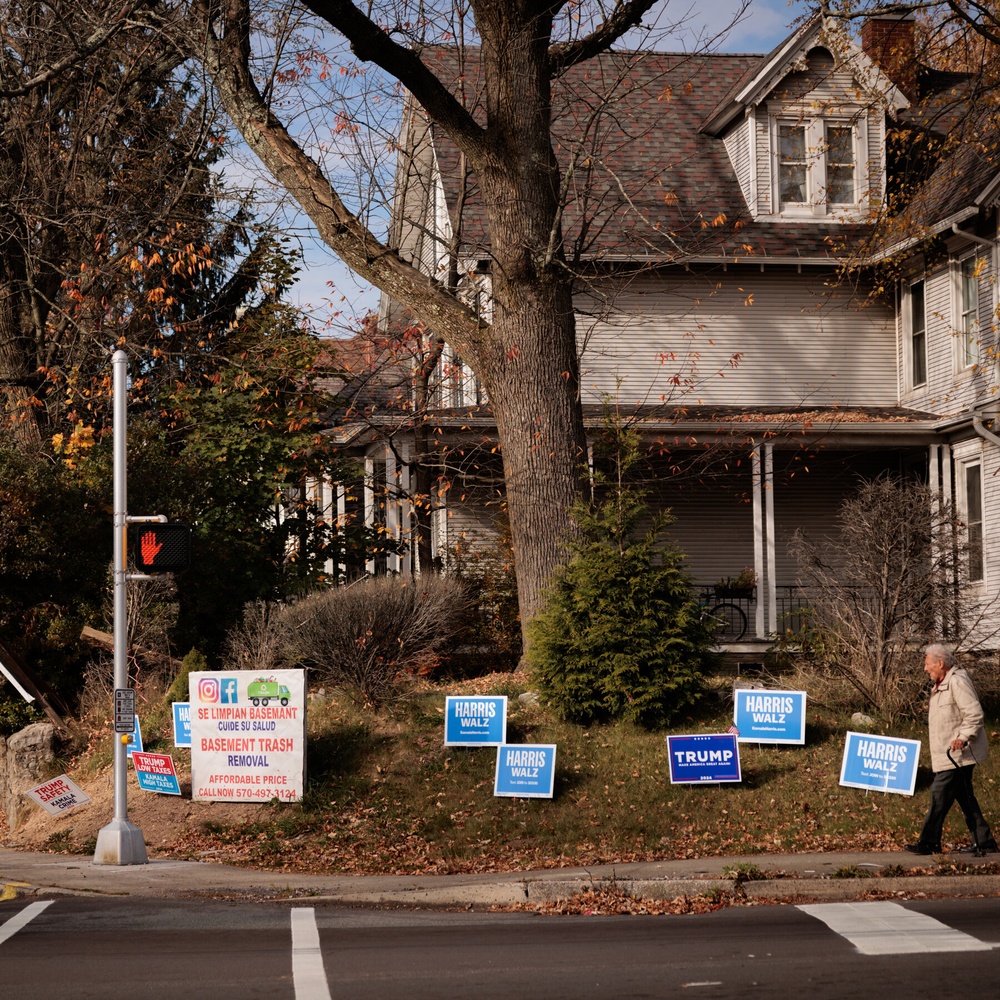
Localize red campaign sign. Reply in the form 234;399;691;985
36;778;73;803
131;752;177;777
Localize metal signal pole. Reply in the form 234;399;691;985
94;350;148;865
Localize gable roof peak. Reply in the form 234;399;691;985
702;12;908;136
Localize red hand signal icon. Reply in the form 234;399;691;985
141;530;163;566
130;522;190;573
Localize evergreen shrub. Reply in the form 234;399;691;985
527;409;712;727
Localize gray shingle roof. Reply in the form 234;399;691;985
421;47;865;265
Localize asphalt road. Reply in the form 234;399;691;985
4;896;1000;999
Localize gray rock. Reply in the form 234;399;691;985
851;712;875;727
1;722;58;830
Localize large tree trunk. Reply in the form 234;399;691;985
484;285;587;630
473;10;588;631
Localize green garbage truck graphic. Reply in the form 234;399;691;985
247;676;291;707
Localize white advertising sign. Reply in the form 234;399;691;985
190;670;306;803
26;774;91;816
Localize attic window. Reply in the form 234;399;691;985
775;118;858;216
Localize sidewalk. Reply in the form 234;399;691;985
2;847;999;907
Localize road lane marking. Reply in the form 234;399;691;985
0;900;54;946
797;901;997;955
291;907;332;1000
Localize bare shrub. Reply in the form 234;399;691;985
80;576;178;720
283;576;472;708
221;601;293;673
791;474;999;721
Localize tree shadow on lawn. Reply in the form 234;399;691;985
736;754;797;790
304;723;392;798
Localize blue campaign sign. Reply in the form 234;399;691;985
667;734;741;784
839;731;921;796
125;715;143;758
172;702;191;748
494;744;557;798
733;688;807;745
444;696;507;746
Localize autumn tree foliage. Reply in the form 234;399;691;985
0;2;354;704
0;1;220;448
828;2;1000;256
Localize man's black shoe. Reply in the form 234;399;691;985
957;842;998;854
904;843;936;855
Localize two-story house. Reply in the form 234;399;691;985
324;12;1000;647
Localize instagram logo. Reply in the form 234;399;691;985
197;677;220;703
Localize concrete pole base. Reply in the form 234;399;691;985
93;818;148;865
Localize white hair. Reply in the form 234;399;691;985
924;643;955;667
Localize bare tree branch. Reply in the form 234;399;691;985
0;0;154;98
549;0;659;75
195;0;485;364
297;0;489;155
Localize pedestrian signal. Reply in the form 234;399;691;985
131;523;191;573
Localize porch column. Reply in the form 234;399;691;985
752;444;764;637
335;483;347;581
396;440;413;575
751;442;776;639
364;454;378;576
385;446;400;574
765;443;776;637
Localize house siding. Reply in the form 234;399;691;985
903;250;1000;415
645;449;921;590
577;267;896;408
754;110;772;217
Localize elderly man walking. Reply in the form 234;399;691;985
905;644;997;856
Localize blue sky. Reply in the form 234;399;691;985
288;0;814;328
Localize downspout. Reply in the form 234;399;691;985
972;414;1000;448
951;222;996;254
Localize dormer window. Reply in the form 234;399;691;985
775;117;859;216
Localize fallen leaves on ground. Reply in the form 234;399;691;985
491;886;778;915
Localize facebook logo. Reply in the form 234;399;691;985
220;677;238;704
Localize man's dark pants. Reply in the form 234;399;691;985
916;765;995;851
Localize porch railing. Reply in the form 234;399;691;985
698;586;813;641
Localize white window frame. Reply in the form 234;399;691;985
771;114;864;218
954;451;985;587
955;254;982;371
905;278;928;390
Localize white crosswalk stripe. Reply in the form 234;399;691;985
291;907;333;1000
798;901;999;955
0;900;54;946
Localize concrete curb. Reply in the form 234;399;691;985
298;874;1000;908
2;848;999;908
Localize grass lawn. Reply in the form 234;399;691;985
88;668;1000;875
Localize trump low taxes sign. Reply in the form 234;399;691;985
733;688;807;744
839;731;921;796
132;752;182;795
667;734;741;784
